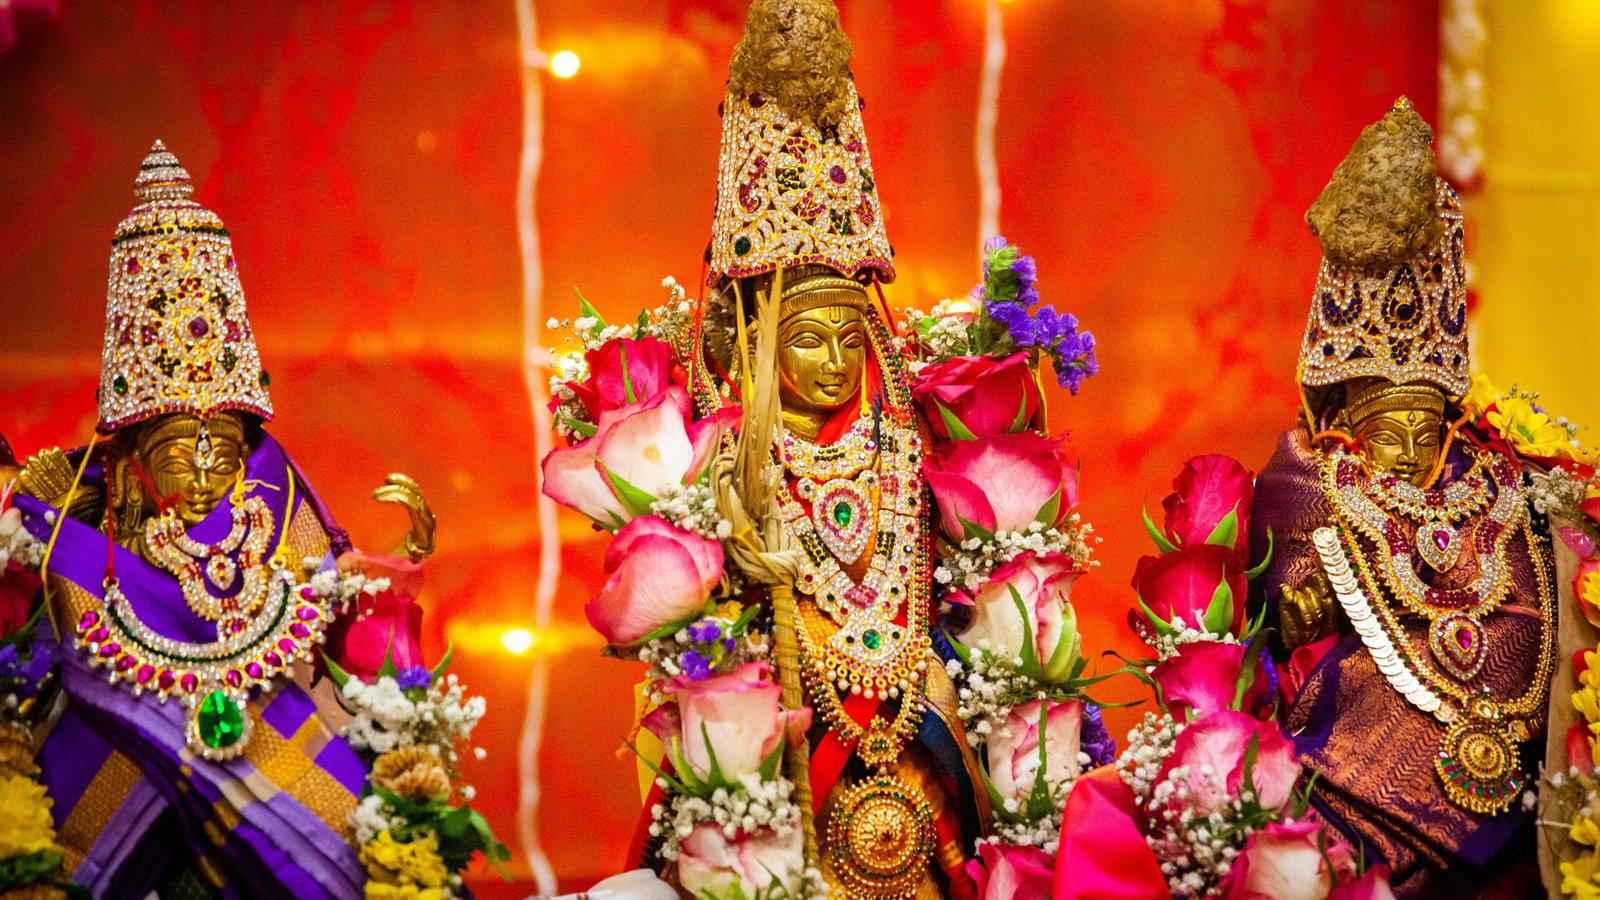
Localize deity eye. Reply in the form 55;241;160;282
1365;431;1401;446
789;335;825;349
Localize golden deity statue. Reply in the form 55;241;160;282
1250;100;1554;897
5;142;434;898
662;2;984;895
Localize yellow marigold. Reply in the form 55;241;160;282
713;601;744;621
1582;575;1600;627
371;747;451;803
366;885;445;900
1488;397;1576;460
1576;813;1600;848
1576;686;1600;725
361;830;449;889
1461;372;1502;420
1583;649;1600;691
0;773;57;858
1562;849;1600;898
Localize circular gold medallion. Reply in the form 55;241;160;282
1434;713;1523;815
826;774;936;899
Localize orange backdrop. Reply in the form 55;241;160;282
0;0;1438;893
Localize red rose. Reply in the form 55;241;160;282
565;336;680;423
1129;543;1247;640
911;352;1042;440
0;562;40;639
924;431;1078;540
1160;455;1254;560
324;552;426;681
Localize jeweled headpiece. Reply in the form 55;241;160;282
98;141;273;433
707;0;894;286
1345;381;1447;425
778;264;869;321
1298;99;1469;398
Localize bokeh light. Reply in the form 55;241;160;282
549;50;579;79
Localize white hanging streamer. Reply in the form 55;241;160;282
976;0;1006;252
514;0;560;893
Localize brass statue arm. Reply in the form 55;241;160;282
1279;570;1338;650
371;473;436;561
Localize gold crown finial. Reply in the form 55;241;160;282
133;139;194;203
728;0;853;129
1394;95;1414;111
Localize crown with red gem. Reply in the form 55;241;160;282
1298;99;1470;398
707;0;894;286
98;141;273;433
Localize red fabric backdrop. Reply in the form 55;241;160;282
0;0;1437;893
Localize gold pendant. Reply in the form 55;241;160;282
1434;702;1524;815
827;774;936;899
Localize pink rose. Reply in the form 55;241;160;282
643;661;808;784
1221;817;1357;900
1160;455;1255;561
1156;711;1300;817
912;352;1043;440
1569;721;1596;775
1153;640;1271;722
542;386;736;529
987;699;1085;808
585;516;723;646
953;552;1081;681
678;822;803;898
966;840;1054;900
326;552;426;681
1129;543;1248;641
563;336;681;423
1327;865;1395;900
924;431;1078;539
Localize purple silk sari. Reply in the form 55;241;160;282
16;433;366;899
1250;429;1545;899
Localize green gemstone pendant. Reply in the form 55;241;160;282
862;629;882;650
833;502;852;527
191;689;249;759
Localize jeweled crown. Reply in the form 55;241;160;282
1298;100;1470;398
707;0;894;286
98;141;273;433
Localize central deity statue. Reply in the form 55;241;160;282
1250;100;1555;898
649;1;985;895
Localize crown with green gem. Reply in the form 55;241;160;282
98;140;273;433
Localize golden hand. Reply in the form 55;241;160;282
17;448;78;510
372;473;436;561
1280;571;1337;649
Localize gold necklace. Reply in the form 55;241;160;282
144;495;275;638
1314;449;1556;815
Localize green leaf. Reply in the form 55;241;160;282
600;462;657;519
1233;636;1267;712
636;308;651;339
429;642;455;681
377;630;399;680
1133;592;1175;638
1026;701;1054;820
575;288;607;338
975;759;1016;824
1202;578;1235;636
699;721;732;789
1244;527;1275;580
556;414;598;439
618;342;637;404
757;735;786;782
935;401;979;441
1142;502;1179;554
1034;489;1063;530
947;628;972;664
627;609;705;648
623;740;691;797
322;654;352;690
958;514;996;544
1203;507;1239;550
1009;389;1033;433
1010;586;1042;676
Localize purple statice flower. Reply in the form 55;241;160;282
986;301;1034;346
1080;703;1117;768
982;234;1008;258
681;649;713;681
395;665;432;690
1053;330;1099;395
686;619;722;644
0;642;58;699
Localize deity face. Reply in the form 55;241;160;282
776;305;866;435
133;413;247;527
1353;408;1443;488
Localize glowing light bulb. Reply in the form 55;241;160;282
549;50;580;79
501;628;536;655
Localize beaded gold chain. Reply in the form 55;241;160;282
1315;446;1556;815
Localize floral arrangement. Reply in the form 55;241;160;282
1054;457;1394;900
542;281;816;899
1546;637;1600;896
319;553;508;900
903;239;1109;898
0;485;86;900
